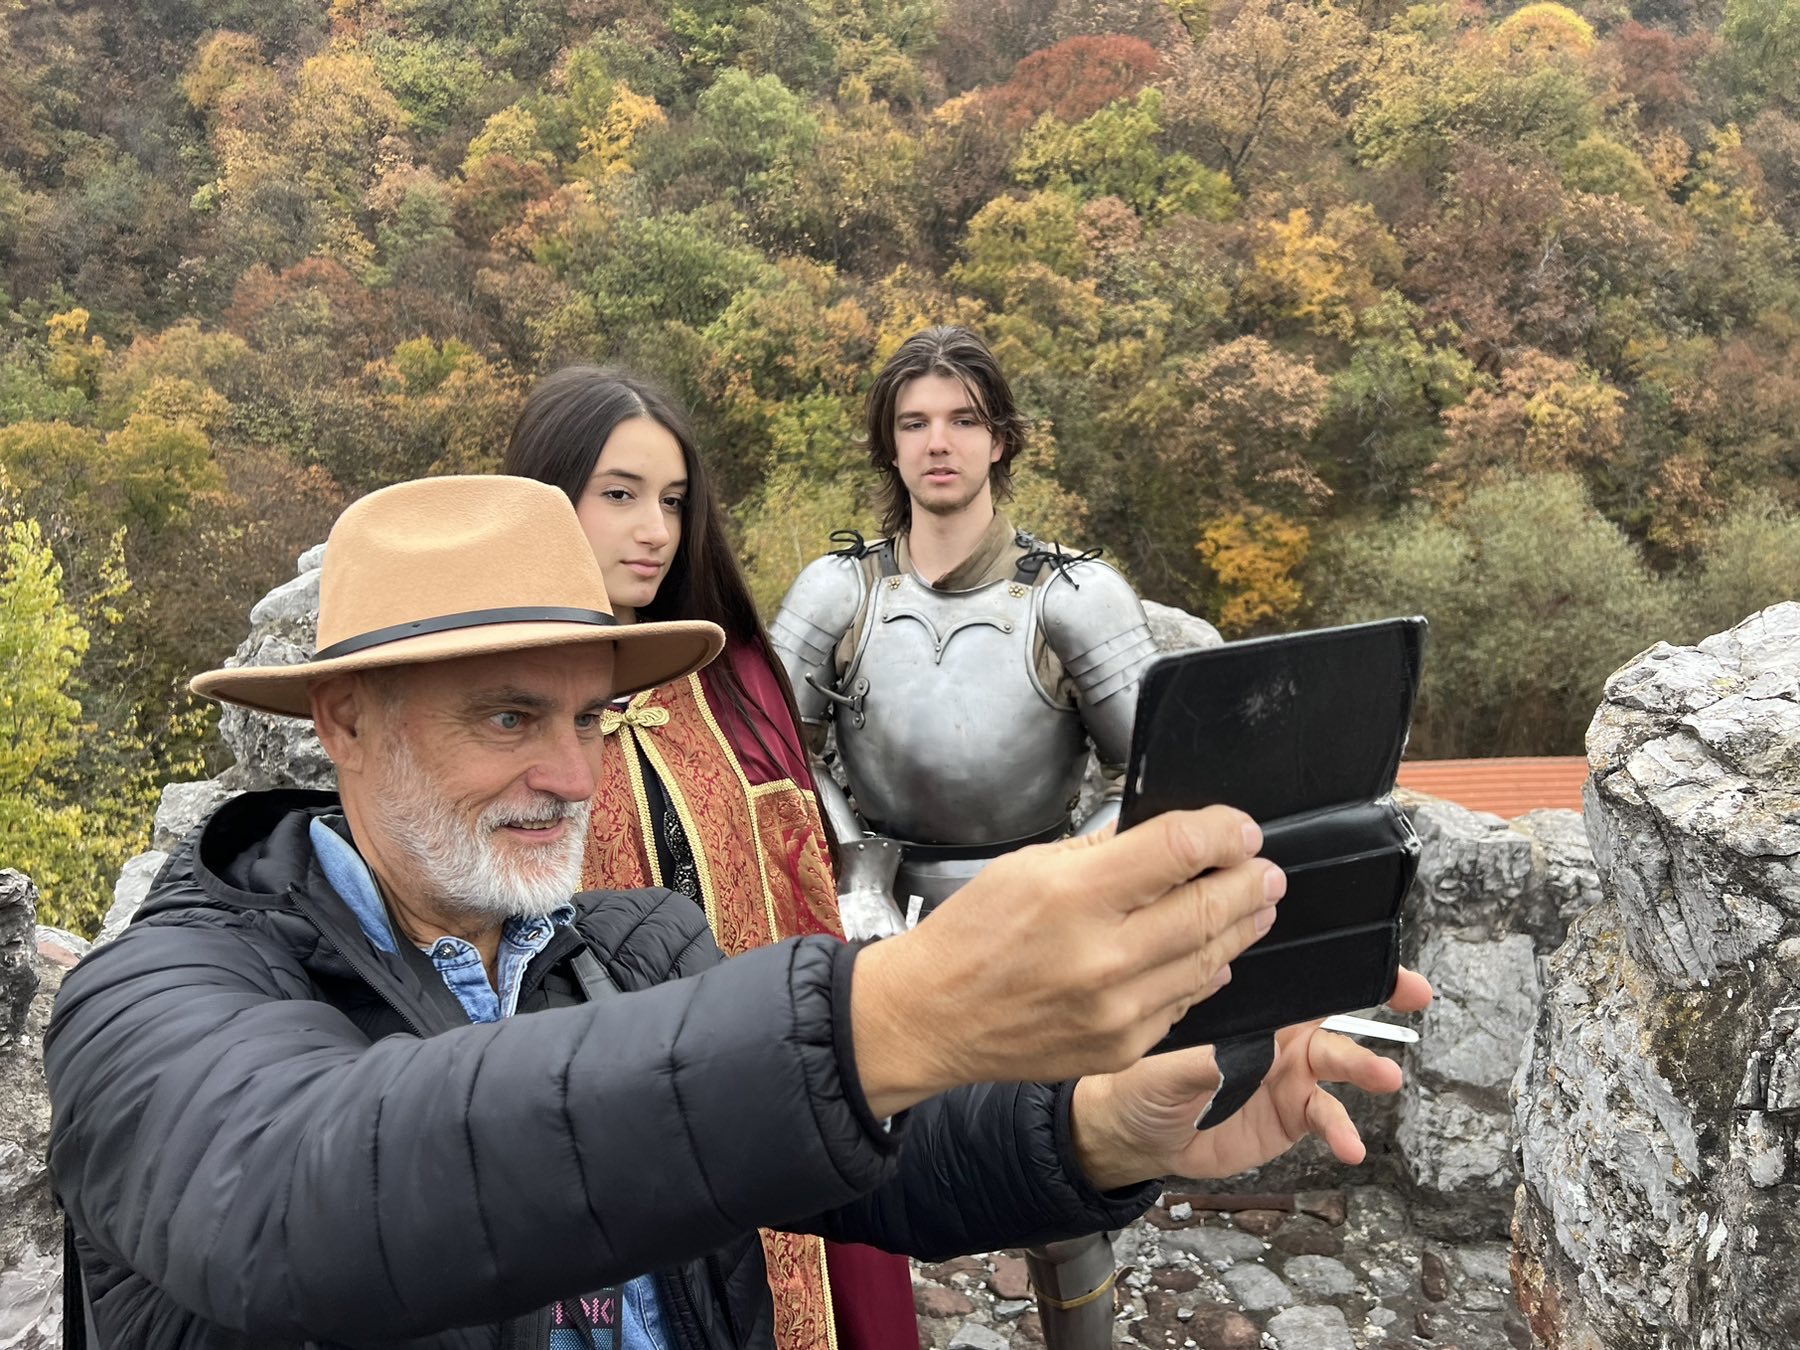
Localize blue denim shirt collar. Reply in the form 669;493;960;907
309;815;575;1024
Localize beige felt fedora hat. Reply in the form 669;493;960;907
191;475;725;719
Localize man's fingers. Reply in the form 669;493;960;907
1304;1029;1405;1097
1126;857;1282;1005
1053;807;1263;914
1138;1044;1222;1103
1305;1087;1366;1164
1386;966;1433;1013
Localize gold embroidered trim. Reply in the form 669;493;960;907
687;674;783;944
612;692;663;891
601;704;671;734
638;677;719;937
817;1237;840;1350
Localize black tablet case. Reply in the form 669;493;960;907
1119;616;1427;1050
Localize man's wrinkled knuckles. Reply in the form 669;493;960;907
1071;939;1151;996
1164;805;1256;878
1170;864;1268;940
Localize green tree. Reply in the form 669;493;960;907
1321;292;1479;507
951;190;1091;302
1721;0;1800;111
1013;89;1236;222
1311;474;1679;755
1683;496;1800;638
0;510;111;930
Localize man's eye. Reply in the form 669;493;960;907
492;711;524;731
575;712;601;731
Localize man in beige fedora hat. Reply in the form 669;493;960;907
46;474;1429;1349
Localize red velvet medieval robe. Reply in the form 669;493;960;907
584;639;920;1350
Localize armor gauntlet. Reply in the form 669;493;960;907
1038;561;1158;836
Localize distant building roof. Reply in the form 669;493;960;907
1395;756;1589;818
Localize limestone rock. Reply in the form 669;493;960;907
1219;1262;1290;1311
1408;931;1541;1093
0;876;32;1043
152;780;240;852
1514;603;1800;1349
96;851;168;948
1279;1254;1357;1299
1396;1089;1517;1195
32;929;87;969
219;689;334;791
208;546;334;792
1264;1304;1355;1350
945;1324;1008;1350
1142;599;1224;653
0;873;62;1349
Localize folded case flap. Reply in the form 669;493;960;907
1122;617;1426;825
1119;616;1428;1047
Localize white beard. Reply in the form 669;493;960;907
372;735;589;922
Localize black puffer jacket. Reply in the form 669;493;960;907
46;791;1156;1349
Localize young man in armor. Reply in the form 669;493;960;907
770;326;1164;1347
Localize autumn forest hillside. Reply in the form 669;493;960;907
4;0;1799;929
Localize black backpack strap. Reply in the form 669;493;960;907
572;946;622;1002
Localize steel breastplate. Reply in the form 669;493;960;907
835;571;1087;845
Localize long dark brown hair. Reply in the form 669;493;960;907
503;366;826;829
865;325;1030;537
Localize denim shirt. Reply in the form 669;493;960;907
310;817;672;1349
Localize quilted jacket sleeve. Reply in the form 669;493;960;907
45;908;900;1343
807;1080;1160;1258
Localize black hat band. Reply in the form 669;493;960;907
312;606;619;662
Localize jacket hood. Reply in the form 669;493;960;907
137;788;343;923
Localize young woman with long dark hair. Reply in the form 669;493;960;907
504;366;917;1350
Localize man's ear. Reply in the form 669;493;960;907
311;674;373;772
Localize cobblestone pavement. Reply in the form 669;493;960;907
911;1187;1533;1350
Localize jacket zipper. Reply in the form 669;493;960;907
291;898;437;1038
289;887;548;1347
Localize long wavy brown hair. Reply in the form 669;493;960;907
864;325;1030;537
503;366;829;844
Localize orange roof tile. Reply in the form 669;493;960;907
1395;756;1589;818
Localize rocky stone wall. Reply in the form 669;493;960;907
1513;603;1800;1349
0;872;62;1350
1181;795;1601;1242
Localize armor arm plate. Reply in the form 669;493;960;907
771;553;880;845
770;553;867;730
1038;561;1157;786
